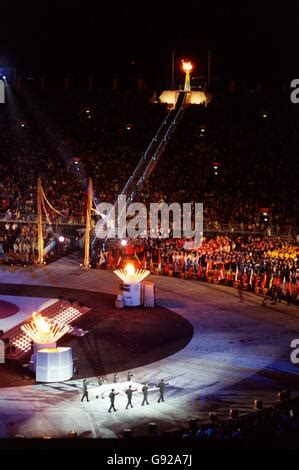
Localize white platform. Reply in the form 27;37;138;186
123;282;141;307
0;295;57;332
36;347;73;382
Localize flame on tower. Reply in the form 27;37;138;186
182;60;193;73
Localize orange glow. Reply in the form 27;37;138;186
126;263;136;276
182;61;193;73
21;312;70;344
114;263;150;283
159;90;209;106
32;312;50;334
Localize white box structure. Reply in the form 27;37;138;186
30;342;56;372
123;282;141;307
142;281;155;307
36;347;73;382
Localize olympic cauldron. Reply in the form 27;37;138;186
114;263;154;307
21;312;73;382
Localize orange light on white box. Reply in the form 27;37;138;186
114;263;150;283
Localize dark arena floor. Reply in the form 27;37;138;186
0;284;193;387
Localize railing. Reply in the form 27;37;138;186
203;223;296;239
0;214;296;241
0;213;86;226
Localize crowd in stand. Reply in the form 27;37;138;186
0;87;167;222
95;235;298;304
116;392;299;443
0;85;298;229
0;223;37;263
139;94;298;231
180;395;299;443
0;84;298;292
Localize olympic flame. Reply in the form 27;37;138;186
114;263;150;283
21;312;70;344
182;61;193;73
126;263;136;276
32;312;50;333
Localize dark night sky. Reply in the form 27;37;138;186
0;1;298;82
